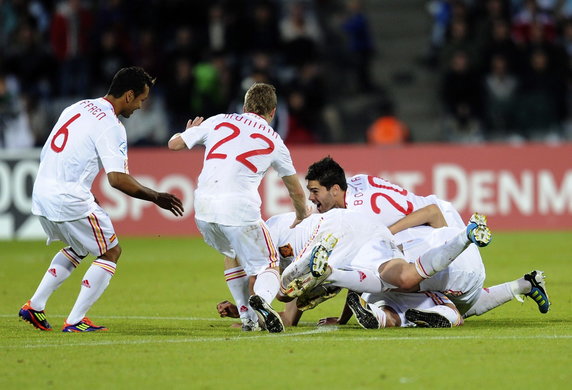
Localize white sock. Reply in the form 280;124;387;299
368;302;388;328
463;280;526;318
415;230;469;278
30;248;82;311
66;259;116;325
253;268;280;304
224;266;257;323
328;269;384;293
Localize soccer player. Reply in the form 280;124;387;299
303;156;550;320
168;83;309;333
19;67;184;332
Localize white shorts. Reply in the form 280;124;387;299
281;234;402;288
38;207;119;257
195;218;278;276
333;239;403;273
401;227;486;315
362;291;454;327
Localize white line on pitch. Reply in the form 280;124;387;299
3;331;571;350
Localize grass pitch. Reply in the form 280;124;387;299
1;232;571;389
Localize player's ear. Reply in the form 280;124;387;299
126;90;134;103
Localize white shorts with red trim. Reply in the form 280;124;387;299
38;207;119;257
195;218;278;276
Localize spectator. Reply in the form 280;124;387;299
121;96;169;147
91;29;130;96
340;0;375;92
366;101;410;145
4;21;55;99
441;50;484;142
50;0;95;97
483;54;519;139
440;18;479;72
280;0;323;66
164;57;194;132
243;1;281;55
517;49;564;139
0;72;34;149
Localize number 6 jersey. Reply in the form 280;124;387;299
180;112;296;226
32;98;128;222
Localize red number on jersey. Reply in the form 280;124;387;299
206;122;240;160
367;175;408;195
370;192;414;215
50;113;81;153
236;133;275;173
367;175;414;215
205;122;275;173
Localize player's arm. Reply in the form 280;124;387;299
107;172;184;216
168;116;204;151
282;174;311;228
388;204;446;235
317;291;354;326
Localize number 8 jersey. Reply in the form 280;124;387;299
32;98;127;222
180;112;296;226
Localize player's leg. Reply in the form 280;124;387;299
19;217;88;331
225;221;285;333
413;213;491;280
196;219;259;330
281;233;339;297
62;210;119;332
223;256;259;330
463;270;551;318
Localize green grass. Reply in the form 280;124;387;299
1;232;571;389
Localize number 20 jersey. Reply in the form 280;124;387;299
180;112;296;225
344;174;463;245
32;98;127;222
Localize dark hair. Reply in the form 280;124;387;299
306;156;347;191
107;67;155;98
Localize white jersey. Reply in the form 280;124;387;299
268;209;397;268
345;174;464;245
32;98;127;222
277;209;401;287
181;112;296;225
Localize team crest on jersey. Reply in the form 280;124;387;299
240;305;248;313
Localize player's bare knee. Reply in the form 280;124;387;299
100;244;122;263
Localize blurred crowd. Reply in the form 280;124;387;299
0;0;377;149
428;0;572;142
4;0;570;150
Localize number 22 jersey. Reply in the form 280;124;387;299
180;112;296;226
32;98;128;222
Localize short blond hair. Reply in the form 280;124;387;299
243;83;277;116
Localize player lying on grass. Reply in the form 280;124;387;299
300;156;549;317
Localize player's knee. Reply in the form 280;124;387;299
101;244;122;263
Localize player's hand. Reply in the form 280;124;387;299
290;206;313;228
217;300;240;318
317;317;340;326
186;116;204;129
154;192;184;216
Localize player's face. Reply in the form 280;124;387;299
307;180;338;213
122;85;150;118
